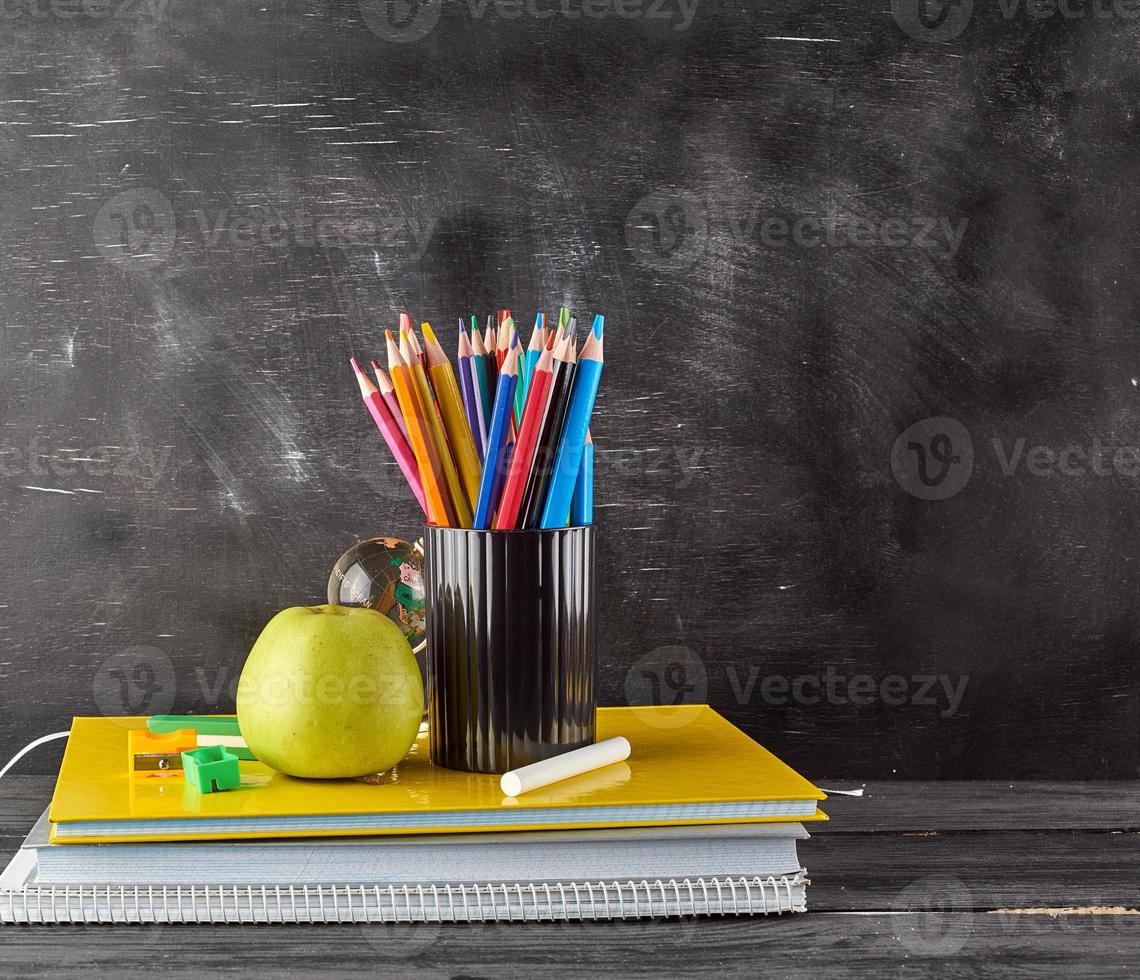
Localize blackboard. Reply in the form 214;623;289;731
1;0;1137;778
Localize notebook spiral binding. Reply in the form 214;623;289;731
1;872;808;924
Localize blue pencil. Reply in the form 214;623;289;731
540;314;604;529
570;431;593;525
472;339;520;529
516;312;544;426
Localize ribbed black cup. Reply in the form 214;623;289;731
425;525;596;773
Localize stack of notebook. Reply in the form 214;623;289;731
0;706;827;924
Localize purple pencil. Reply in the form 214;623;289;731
457;326;486;461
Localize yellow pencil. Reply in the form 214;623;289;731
386;331;453;526
402;327;471;528
421;322;482;512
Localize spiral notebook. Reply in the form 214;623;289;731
1;812;810;923
0;854;808;924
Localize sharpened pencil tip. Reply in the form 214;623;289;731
352;360;377;398
370;359;390;389
422;321;438;346
459;316;468;334
385;331;401;361
350;356;363;376
592;314;604;338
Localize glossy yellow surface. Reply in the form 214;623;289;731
50;706;826;842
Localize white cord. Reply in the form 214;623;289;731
0;732;70;781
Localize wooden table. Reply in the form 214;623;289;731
1;776;1137;976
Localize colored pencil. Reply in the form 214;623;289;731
351;358;427;516
403;324;429;375
469;320;493;421
539;314;604;529
496;315;512;369
386;330;453;526
519;331;577;528
551;306;569;349
473;342;520;530
422;321;482;513
369;361;410;445
556;316;594;483
457;325;486;461
570;430;593;525
398;312;424;368
402;328;471;528
505;322;518;392
482;314;499;409
494;345;554;530
516;312;544;426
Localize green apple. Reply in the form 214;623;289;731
236;605;424;779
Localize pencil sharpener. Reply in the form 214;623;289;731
181;745;241;794
129;729;197;778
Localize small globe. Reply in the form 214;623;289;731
328;537;426;651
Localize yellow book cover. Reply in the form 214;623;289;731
49;706;827;843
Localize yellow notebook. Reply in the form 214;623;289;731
49;706;827;843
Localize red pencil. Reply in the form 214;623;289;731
494;346;554;529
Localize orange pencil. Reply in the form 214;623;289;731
422;322;482;511
494;346;554;529
386;330;453;526
402;327;471;527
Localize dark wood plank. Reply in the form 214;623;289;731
1;914;1138;977
808;830;1140;912
814;781;1140;832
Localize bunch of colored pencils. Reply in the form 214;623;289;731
352;307;603;530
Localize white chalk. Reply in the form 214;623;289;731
500;737;631;798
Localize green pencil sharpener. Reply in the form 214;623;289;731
181;745;241;794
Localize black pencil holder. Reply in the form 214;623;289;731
424;524;596;774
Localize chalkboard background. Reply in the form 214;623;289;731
1;1;1137;779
